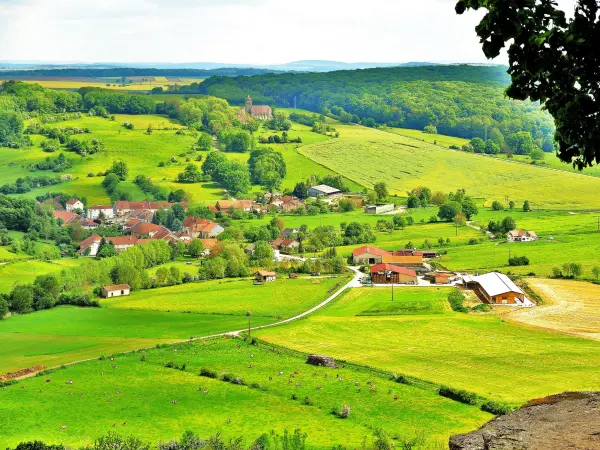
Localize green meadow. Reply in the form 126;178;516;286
256;287;600;403
0;338;489;448
0;259;84;294
299;124;600;209
0;277;343;373
103;276;347;319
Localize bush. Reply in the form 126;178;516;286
468;238;480;245
393;374;411;385
481;400;513;415
303;395;314;406
471;304;493;312
438;386;477;405
508;256;529;266
332;404;352;418
199;368;217;378
221;372;233;382
448;290;468;313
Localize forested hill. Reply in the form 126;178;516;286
199;65;555;146
0;67;281;78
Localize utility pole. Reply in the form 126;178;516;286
392;283;394;302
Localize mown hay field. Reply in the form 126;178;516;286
255;287;600;403
299;124;600;209
1;77;205;91
0;338;490;448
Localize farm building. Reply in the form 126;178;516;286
434;273;452;285
370;264;417;284
87;205;115;220
54;210;98;230
215;200;254;212
364;204;395;214
271;237;300;252
255;270;277;282
281;228;298;237
507;230;538;242
352;246;423;267
463;272;534;307
182;216;224;238
308;184;341;198
397;248;437;259
102;284;131;298
65;199;84;212
113;201;188;216
245;96;273;120
129;222;168;238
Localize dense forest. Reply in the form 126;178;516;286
198;65;555;145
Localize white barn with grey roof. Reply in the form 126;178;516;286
308;184;341;198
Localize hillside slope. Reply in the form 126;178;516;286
299;125;600;209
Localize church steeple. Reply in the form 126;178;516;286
245;95;252;113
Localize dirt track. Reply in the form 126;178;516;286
505;278;600;341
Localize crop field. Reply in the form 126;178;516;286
0;338;490;448
0;277;342;374
299;124;600;209
0;259;84;294
505;278;600;341
103;276;347;319
382;127;470;148
255;287;600;403
1;77;205;91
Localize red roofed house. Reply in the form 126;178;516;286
129;221;167;238
53;210;80;226
507;230;538;242
113;201;188;216
215;200;254;212
182;216;224;239
108;235;139;252
79;235;102;256
271;237;299;252
352;246;423;267
245;96;273;120
370;264;417;284
65;199;84;212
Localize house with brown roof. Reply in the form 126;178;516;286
255;270;276;282
370;264;417;284
113;200;188;216
182;216;224;238
65;198;84;212
352;246;423;267
129;222;166;238
215;200;254;212
107;235;139;252
271;237;299;252
102;284;131;298
53;210;80;226
245;96;273;120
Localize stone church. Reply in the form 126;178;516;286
244;95;273;120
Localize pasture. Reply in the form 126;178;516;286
103;276;347;319
0;338;489;448
0;259;83;294
255;287;600;403
299;124;600;209
0;277;343;374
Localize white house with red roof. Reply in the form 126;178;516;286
87;205;115;220
65;199;84;212
182;216;224;238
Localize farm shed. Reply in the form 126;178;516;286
102;284;131;298
255;270;277;282
370;264;417;284
466;272;534;306
364;204;395;214
434;273;452;285
307;184;341;198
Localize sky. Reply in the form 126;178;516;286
0;0;577;65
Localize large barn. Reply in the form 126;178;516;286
463;272;534;307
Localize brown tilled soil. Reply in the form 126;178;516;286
0;365;45;382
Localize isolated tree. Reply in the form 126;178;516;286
373;182;389;202
461;197;478;219
454;212;467;227
407;194;420;209
107;160;129;180
456;0;600;169
592;266;600;280
508;200;515;210
501;216;517;233
438;201;462;221
523;200;532;212
491;200;504;211
177;164;203;183
470;137;486;154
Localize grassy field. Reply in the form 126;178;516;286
0;338;489;448
0;259;84;294
506;278;600;341
255;287;600;403
1;77;205;92
299;124;600;209
103;276;347;319
1;115;353;205
0;277;344;374
382;127;470;148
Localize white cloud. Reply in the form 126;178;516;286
0;0;577;64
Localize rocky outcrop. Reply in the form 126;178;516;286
306;355;338;368
449;392;600;450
